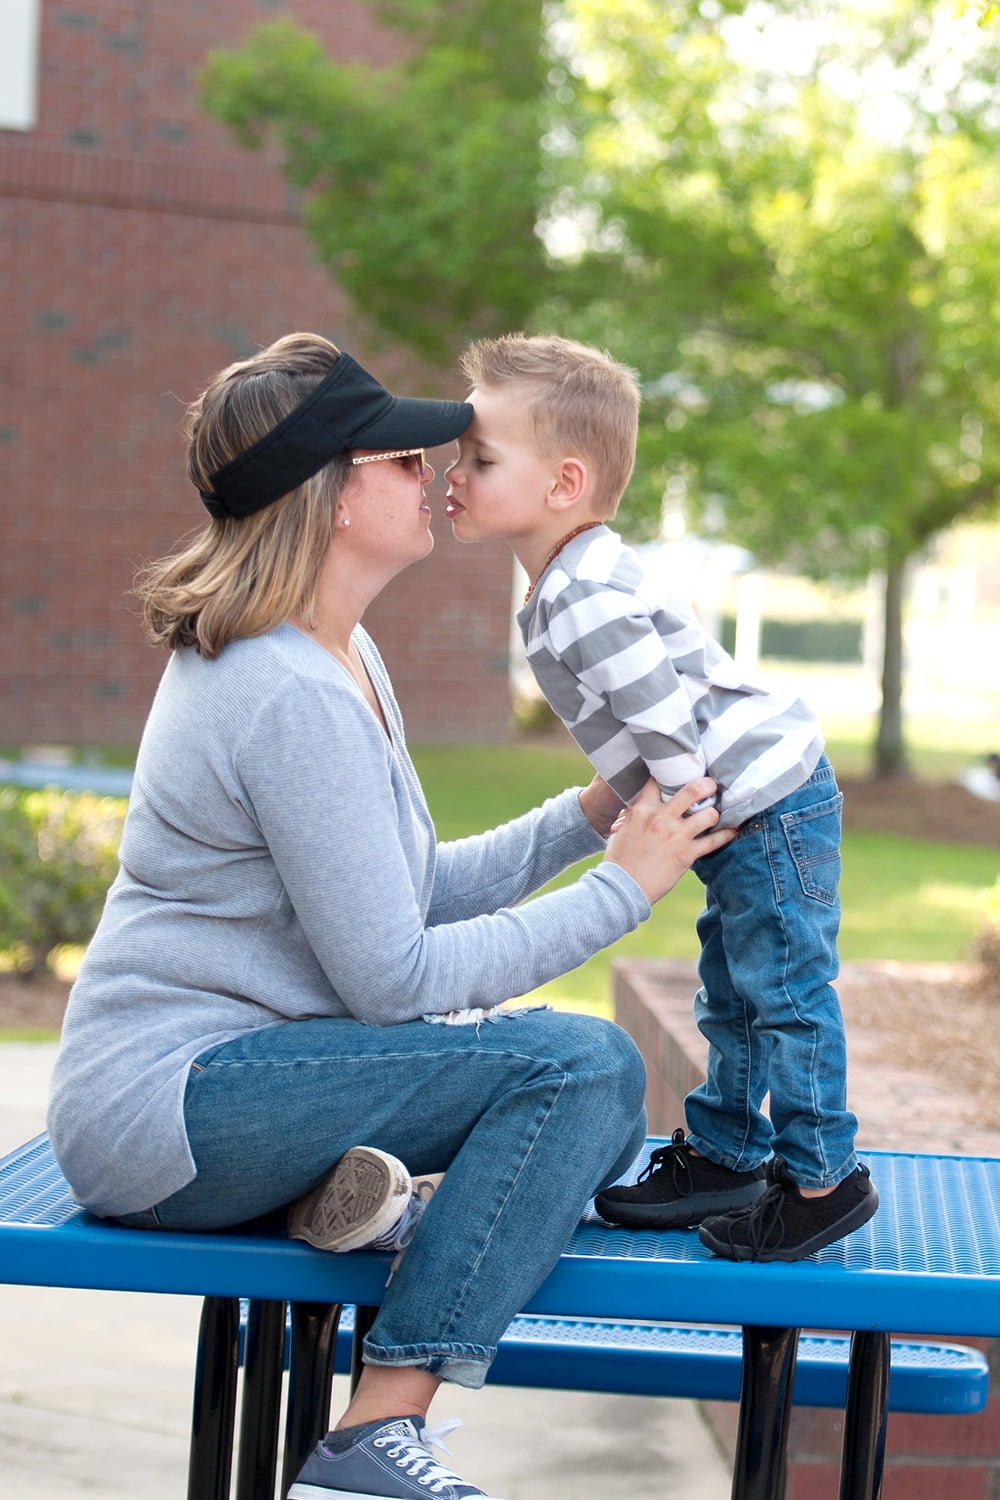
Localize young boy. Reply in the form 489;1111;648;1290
444;333;877;1263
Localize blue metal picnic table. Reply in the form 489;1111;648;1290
1;1136;998;1500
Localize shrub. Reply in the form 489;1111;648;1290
718;616;863;663
0;786;125;979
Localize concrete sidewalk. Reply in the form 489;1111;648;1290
0;1042;732;1499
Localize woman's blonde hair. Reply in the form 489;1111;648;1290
458;334;640;516
137;333;351;657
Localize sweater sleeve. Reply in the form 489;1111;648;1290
536;582;709;794
426;788;606;925
237;677;649;1025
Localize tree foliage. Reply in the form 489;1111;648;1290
200;0;1000;775
200;2;550;364
549;0;1000;773
555;0;1000;564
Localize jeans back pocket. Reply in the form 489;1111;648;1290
779;791;843;904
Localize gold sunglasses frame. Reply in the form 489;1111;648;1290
350;448;426;471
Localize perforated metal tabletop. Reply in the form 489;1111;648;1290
3;1133;998;1500
3;1134;999;1339
535;1149;1000;1335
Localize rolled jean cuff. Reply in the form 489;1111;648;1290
362;1338;497;1390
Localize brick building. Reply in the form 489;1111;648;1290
0;0;514;749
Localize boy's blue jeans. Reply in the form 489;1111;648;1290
116;1009;647;1388
688;755;858;1189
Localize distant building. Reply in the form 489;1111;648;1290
0;0;513;747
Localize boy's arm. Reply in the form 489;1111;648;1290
535;583;710;799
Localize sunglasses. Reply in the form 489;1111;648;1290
350;448;427;477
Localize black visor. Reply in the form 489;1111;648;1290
199;352;472;519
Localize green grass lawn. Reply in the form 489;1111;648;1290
411;740;998;1019
4;714;996;1030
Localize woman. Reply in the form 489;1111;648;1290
47;333;734;1500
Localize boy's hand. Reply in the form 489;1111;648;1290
578;775;626;839
603;777;735;904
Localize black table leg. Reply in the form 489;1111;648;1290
839;1330;891;1500
351;1304;379;1394
731;1324;799;1500
235;1298;287;1500
280;1301;342;1500
188;1295;240;1500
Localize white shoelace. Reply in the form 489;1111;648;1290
373;1419;466;1492
370;1191;428;1286
420;1418;462;1455
367;1190;426;1254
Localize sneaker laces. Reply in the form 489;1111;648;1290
373;1174;442;1285
713;1157;791;1257
373;1189;433;1287
373;1419;466;1491
367;1189;427;1253
420;1418;462;1455
413;1175;440;1206
637;1128;694;1198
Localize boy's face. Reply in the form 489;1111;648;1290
444;383;563;546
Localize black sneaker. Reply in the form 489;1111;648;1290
594;1128;767;1229
698;1156;879;1262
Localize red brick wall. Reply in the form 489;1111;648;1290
698;1362;1000;1499
782;1375;1000;1499
0;0;513;747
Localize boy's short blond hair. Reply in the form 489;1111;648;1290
459;334;640;517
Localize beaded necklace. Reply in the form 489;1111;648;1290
523;522;603;605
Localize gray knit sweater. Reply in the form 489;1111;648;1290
47;623;649;1217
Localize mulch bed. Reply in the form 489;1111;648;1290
840;775;1000;846
0;971;71;1032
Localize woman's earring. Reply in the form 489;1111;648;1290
341;517;350;527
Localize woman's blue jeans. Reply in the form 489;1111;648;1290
687;756;858;1189
118;1009;647;1388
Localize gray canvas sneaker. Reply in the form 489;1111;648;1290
288;1147;415;1253
287;1416;505;1499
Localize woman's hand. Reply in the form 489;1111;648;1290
578;774;627;839
602;777;735;904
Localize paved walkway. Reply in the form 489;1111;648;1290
0;1043;731;1500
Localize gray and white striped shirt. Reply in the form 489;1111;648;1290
517;527;824;828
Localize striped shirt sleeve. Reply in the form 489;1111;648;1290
518;532;824;825
532;581;710;799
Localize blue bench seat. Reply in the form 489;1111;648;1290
244;1301;989;1415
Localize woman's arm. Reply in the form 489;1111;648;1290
238;677;728;1026
425;786;605;926
535;583;710;794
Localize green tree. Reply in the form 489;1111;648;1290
199;2;551;364
549;0;1000;776
201;0;1000;776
